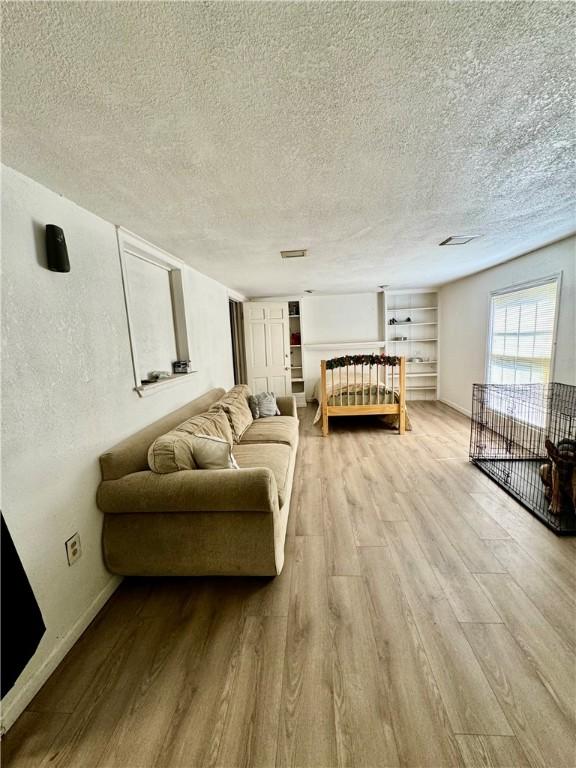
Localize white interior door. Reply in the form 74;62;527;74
243;302;292;395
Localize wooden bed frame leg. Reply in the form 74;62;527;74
321;359;329;436
399;407;406;435
399;357;406;435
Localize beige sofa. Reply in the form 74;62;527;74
97;387;299;576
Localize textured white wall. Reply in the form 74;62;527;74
302;293;380;345
1;166;234;729
438;237;576;415
301;293;382;399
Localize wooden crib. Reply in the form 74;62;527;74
320;354;406;437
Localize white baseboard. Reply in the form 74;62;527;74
1;575;121;733
438;398;472;418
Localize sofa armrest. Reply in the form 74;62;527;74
276;395;297;417
97;467;278;515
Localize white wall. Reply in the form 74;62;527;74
438;237;576;415
1;166;234;729
300;293;383;399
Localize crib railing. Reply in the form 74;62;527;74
320;354;406;436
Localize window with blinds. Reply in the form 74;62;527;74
487;277;559;385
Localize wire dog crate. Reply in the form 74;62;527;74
470;383;576;534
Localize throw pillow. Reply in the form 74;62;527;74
148;431;239;473
248;392;281;419
189;435;239;470
148;431;198;473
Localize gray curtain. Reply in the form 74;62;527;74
229;300;247;385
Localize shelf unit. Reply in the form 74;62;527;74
288;300;307;407
384;289;438;402
303;340;386;350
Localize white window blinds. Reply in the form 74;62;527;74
487;277;559;385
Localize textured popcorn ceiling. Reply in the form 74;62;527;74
2;1;575;296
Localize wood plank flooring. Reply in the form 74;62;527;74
3;402;575;768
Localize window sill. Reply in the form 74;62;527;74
134;372;198;398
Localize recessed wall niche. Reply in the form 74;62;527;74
117;227;191;397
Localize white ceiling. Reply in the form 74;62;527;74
2;1;575;296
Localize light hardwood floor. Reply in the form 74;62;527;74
3;403;575;768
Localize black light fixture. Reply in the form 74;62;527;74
45;225;70;272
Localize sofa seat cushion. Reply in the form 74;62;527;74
233;443;292;507
239;416;299;450
211;385;253;442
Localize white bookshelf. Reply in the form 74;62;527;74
288;300;307;407
384;289;438;401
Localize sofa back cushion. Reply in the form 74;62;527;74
99;388;226;481
147;409;234;473
176;409;233;445
211;385;253;442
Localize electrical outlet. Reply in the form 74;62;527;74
65;532;82;566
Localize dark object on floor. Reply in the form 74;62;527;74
469;382;576;534
544;438;576;515
1;514;46;698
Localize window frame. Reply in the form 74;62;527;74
484;272;562;387
117;227;193;397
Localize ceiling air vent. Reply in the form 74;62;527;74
281;249;307;259
439;235;480;246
